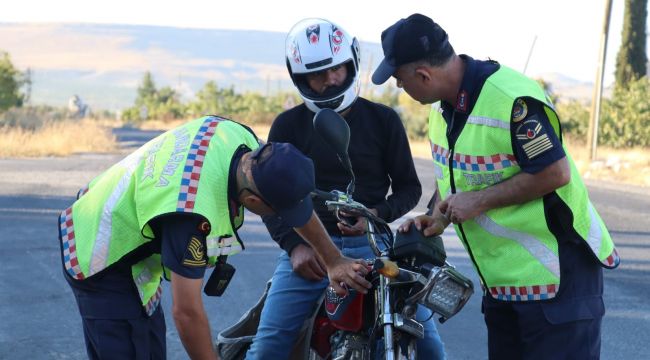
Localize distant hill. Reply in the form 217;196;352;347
0;23;598;111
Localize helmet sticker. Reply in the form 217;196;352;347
331;26;344;54
332;27;344;45
289;41;301;64
306;24;320;44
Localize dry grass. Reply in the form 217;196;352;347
410;139;650;187
0;120;118;157
567;144;650;187
7;115;643;187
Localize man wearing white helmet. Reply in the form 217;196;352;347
245;18;446;359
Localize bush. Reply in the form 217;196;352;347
0;105;72;130
600;77;650;147
397;92;430;140
556;100;590;143
0;51;25;111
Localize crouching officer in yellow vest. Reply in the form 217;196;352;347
373;14;620;360
58;115;372;360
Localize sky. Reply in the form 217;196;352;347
3;0;649;86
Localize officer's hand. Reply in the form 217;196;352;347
398;213;447;237
438;192;484;224
290;244;327;281
326;256;372;296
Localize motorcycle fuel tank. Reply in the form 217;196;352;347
324;286;366;332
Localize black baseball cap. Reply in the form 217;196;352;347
372;13;452;85
250;142;315;227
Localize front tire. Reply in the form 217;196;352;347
394;336;417;359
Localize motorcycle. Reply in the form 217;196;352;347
217;109;474;360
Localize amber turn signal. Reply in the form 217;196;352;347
374;258;400;279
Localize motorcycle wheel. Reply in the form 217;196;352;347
394;337;417;360
307;348;325;360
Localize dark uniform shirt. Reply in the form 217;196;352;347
263;97;422;254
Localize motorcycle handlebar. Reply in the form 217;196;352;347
310;189;338;202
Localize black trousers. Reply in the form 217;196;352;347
482;240;605;360
65;265;166;360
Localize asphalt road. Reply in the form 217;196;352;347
0;127;648;359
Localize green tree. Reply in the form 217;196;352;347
123;72;185;121
137;71;157;104
369;84;400;108
600;77;650;147
398;92;430;139
556;100;590;142
188;81;221;116
615;0;648;88
536;78;559;105
154;86;184;120
0;51;24;111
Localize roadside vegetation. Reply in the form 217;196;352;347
0;108;117;157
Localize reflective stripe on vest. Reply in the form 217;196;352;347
91;151;144;275
60;207;83;279
207;235;240;258
176;119;221;212
431;143;518;172
474;214;560;278
587;203;620;267
466;115;510;130
133;255;164;316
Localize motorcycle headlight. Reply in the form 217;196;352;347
421;266;474;322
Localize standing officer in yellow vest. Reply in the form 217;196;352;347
372;14;620;359
58;116;371;360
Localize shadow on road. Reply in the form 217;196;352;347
112;126;165;150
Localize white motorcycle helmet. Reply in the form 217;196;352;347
285;18;361;113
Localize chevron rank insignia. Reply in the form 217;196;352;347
182;236;207;267
515;117;554;159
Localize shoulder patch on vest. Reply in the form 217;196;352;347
512;99;528;122
515;116;554;159
182;236;207;267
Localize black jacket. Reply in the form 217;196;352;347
263;97;422;254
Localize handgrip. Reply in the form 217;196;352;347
311;189;337;201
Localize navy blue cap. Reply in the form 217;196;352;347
251;142;315;227
372;13;452;85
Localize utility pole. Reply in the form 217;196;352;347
24;68;32;105
587;0;613;161
523;35;538;75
